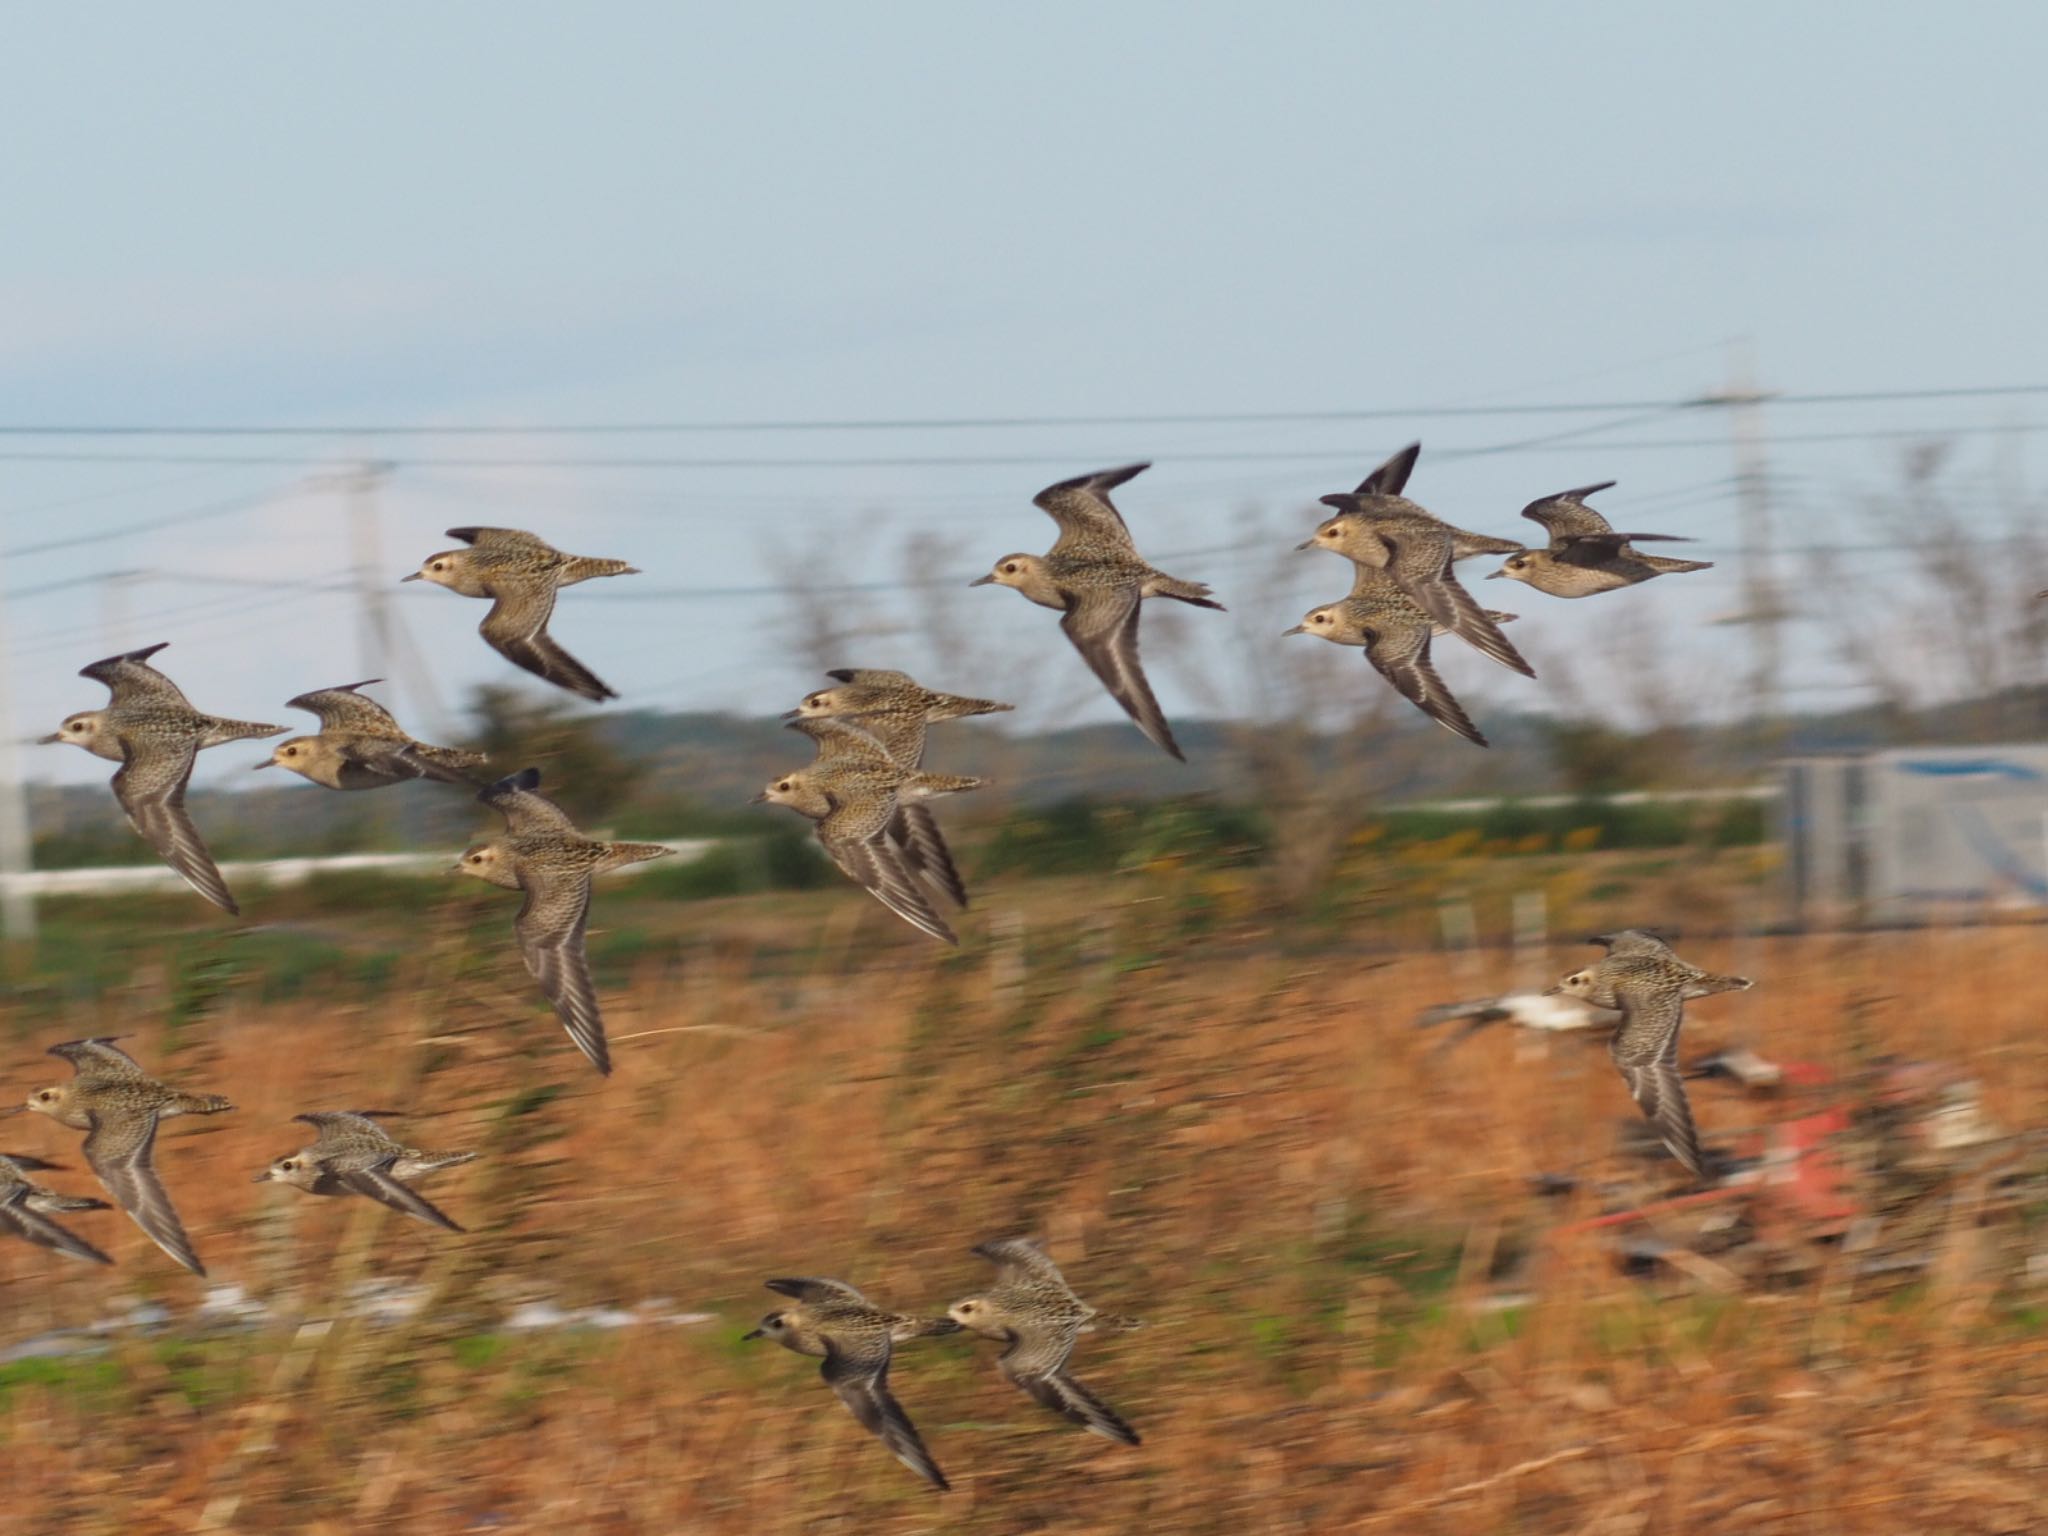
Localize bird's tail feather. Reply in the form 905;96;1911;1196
557;556;639;585
905;772;983;798
203;718;287;746
1151;573;1226;609
1692;971;1753;996
170;1092;234;1116
926;693;1014;721
598;841;675;872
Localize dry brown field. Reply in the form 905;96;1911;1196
1;887;2044;1534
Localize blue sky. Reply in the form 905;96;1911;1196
4;4;2045;785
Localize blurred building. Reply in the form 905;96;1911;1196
1781;746;2048;926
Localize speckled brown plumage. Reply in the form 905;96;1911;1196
0;1152;112;1266
1550;930;1754;1179
39;643;285;914
22;1038;232;1275
1284;569;1490;747
256;1111;474;1232
457;769;674;1076
784;670;1010;907
743;1276;960;1491
1488;482;1712;596
754;718;981;944
1301;445;1533;679
404;527;637;701
257;679;487;789
949;1237;1142;1446
973;463;1224;761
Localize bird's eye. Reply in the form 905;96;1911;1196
776;781;791;793
1003;563;1017;574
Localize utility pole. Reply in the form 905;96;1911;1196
347;459;396;682
1703;342;1783;728
100;567;144;653
0;545;37;944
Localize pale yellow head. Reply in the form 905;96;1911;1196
254;1153;323;1191
970;553;1065;609
1552;967;1599;1000
946;1295;1009;1339
40;711;119;760
455;841;522;889
1488;551;1541;586
402;549;488;596
257;736;332;776
24;1083;77;1123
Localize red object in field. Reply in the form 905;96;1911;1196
1752;1104;1860;1233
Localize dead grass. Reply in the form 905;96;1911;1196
0;900;2044;1533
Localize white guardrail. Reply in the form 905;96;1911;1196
0;841;718;898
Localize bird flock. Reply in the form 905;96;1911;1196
6;443;1736;1492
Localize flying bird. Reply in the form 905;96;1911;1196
256;1111;475;1232
784;669;1010;908
1300;443;1533;678
743;1276;960;1491
0;1153;113;1266
21;1038;232;1274
1548;931;1754;1179
1284;571;1491;746
1488;482;1712;597
40;643;285;914
257;679;487;789
949;1236;1142;1447
404;527;638;701
457;769;674;1075
754;718;982;944
972;463;1223;761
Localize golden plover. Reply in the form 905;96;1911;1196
0;1152;113;1266
40;643;285;914
255;1111;475;1232
1488;481;1712;597
1305;442;1525;560
972;463;1223;761
257;680;488;789
22;1038;232;1275
1283;570;1490;746
403;527;638;702
457;768;673;1076
1300;444;1532;678
744;1276;960;1492
949;1236;1142;1447
755;717;982;944
784;669;1011;908
1549;930;1753;1179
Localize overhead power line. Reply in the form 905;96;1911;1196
0;382;2040;436
3;482;305;560
0;417;2042;474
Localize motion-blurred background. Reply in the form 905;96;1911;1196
2;5;2046;1533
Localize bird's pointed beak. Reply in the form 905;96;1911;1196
400;572;423;583
1294;538;1317;552
34;732;61;745
252;758;277;770
1541;984;1563;996
0;1104;25;1118
740;1327;764;1341
779;708;801;721
251;1169;273;1183
1281;624;1305;637
447;860;466;874
1484;569;1506;580
968;574;995;587
748;791;769;805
